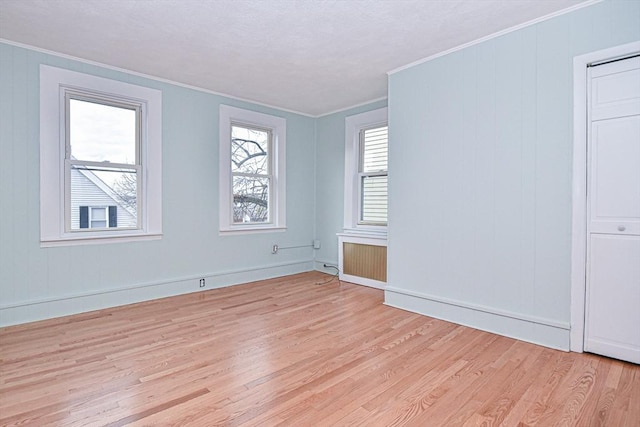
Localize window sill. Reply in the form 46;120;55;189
219;226;287;236
41;232;162;248
339;228;388;240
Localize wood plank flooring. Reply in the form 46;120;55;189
1;271;638;426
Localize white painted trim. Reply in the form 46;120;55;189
0;259;314;327
40;232;162;248
218;227;287;236
341;274;386;290
317;96;388;118
336;233;388;243
344;107;388;232
570;41;640;353
39;65;162;246
218;104;287;234
388;0;602;75
386;286;570;330
385;287;570;351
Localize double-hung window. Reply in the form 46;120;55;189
359;125;388;225
344;107;388;232
219;105;286;234
66;92;140;231
231;123;272;224
40;65;162;246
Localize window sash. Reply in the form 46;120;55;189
358;125;388;226
359;126;389;173
230;123;273;225
65;91;141;164
359;172;388;225
63;90;143;233
231;123;272;175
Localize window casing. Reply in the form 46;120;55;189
40;65;162;246
219;105;286;234
344;107;388;234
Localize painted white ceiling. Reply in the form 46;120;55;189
0;0;589;116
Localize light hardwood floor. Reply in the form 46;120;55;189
1;272;638;426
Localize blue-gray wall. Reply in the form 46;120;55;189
313;99;387;272
0;44;318;325
2;0;638;338
385;0;640;350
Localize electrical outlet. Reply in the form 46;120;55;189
272;244;279;254
199;278;205;288
313;239;321;249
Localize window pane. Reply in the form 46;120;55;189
69;99;137;164
362;126;388;173
361;175;388;223
233;176;269;223
231;125;270;175
70;165;138;230
91;207;106;221
91;220;107;228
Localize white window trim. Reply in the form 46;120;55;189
40;65;162;247
219;105;286;234
344;107;388;236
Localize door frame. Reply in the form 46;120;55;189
570;41;640;353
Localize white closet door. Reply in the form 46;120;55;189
585;56;640;364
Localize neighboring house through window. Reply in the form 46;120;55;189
40;65;162;246
344;107;388;233
80;206;116;229
71;165;137;230
219;105;286;234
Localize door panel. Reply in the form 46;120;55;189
585;235;640;363
591;56;640;121
585;55;640;364
589;116;640;235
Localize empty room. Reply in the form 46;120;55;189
0;0;639;425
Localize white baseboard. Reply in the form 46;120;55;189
339;273;385;289
0;260;314;327
384;286;570;351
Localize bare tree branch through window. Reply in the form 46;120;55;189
231;125;271;223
